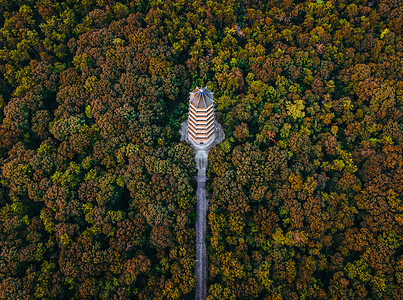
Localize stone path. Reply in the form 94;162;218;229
195;157;208;300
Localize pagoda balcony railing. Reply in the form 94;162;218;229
188;130;215;141
189;105;214;114
188;121;215;131
188;117;215;126
188;115;215;124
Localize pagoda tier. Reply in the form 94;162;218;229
188;86;216;145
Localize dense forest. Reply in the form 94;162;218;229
0;0;402;299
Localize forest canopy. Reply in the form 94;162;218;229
0;0;402;299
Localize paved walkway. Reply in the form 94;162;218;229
194;149;209;300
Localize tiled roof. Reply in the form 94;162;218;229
189;86;214;108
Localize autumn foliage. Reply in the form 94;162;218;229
0;0;402;299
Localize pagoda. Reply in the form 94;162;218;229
187;86;216;146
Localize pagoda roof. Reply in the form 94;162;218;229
189;86;214;108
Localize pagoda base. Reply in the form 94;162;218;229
179;119;225;151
